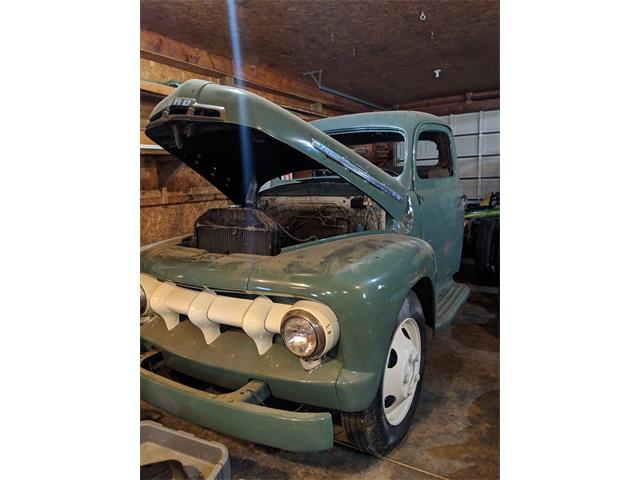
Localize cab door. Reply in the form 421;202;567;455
413;124;464;296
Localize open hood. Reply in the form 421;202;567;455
145;80;407;219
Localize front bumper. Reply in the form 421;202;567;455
141;351;334;452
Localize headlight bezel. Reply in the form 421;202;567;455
280;308;327;360
140;284;148;316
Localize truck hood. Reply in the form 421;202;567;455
140;239;262;292
140;231;431;295
145;80;406;219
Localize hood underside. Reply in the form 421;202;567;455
145;80;407;219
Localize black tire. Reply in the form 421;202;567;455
474;218;500;284
341;292;428;456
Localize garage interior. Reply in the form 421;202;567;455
140;1;499;478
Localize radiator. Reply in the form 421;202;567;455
195;208;280;256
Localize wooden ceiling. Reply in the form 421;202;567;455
140;0;499;107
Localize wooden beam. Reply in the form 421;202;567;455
140;29;368;114
407;98;500;116
140;129;158;146
141;57;221;85
140;80;175;97
140;190;226;207
400;90;500;115
140;146;169;156
279;104;326;118
157;158;185;188
219;75;235;86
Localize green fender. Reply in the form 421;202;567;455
246;231;436;411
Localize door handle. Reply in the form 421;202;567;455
459;194;468;208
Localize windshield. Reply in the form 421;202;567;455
328;131;406;177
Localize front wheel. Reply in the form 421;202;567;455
341;292;427;455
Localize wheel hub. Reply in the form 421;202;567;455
402;351;420;395
382;317;422;426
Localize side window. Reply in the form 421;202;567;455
416;131;453;179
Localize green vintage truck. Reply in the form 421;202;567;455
140;79;470;455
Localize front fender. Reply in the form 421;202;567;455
247;231;436;411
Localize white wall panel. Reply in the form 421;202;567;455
462;180;479;199
482;178;500;195
458;157;479;178
454;135;479;157
482;156;500;177
441;109;500;201
482;133;500;156
483;110;500;133
450;112;479;135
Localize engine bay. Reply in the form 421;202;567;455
189;180;387;256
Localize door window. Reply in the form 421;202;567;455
416;131;453;179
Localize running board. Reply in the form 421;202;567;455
434;282;470;332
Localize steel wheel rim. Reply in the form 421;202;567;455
382;317;422;426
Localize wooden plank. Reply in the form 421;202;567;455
400;90;500;116
141;58;221;86
140;147;169;156
407;98;500;116
140;130;169;155
219;75;235;86
140;157;159;191
140;190;226;207
140;80;175;96
278;104;326;118
140;129;155;146
400;90;500;109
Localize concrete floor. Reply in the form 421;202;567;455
141;272;499;479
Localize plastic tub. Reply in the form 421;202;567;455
140;420;231;480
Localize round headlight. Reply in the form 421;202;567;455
140;284;147;315
281;312;323;358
